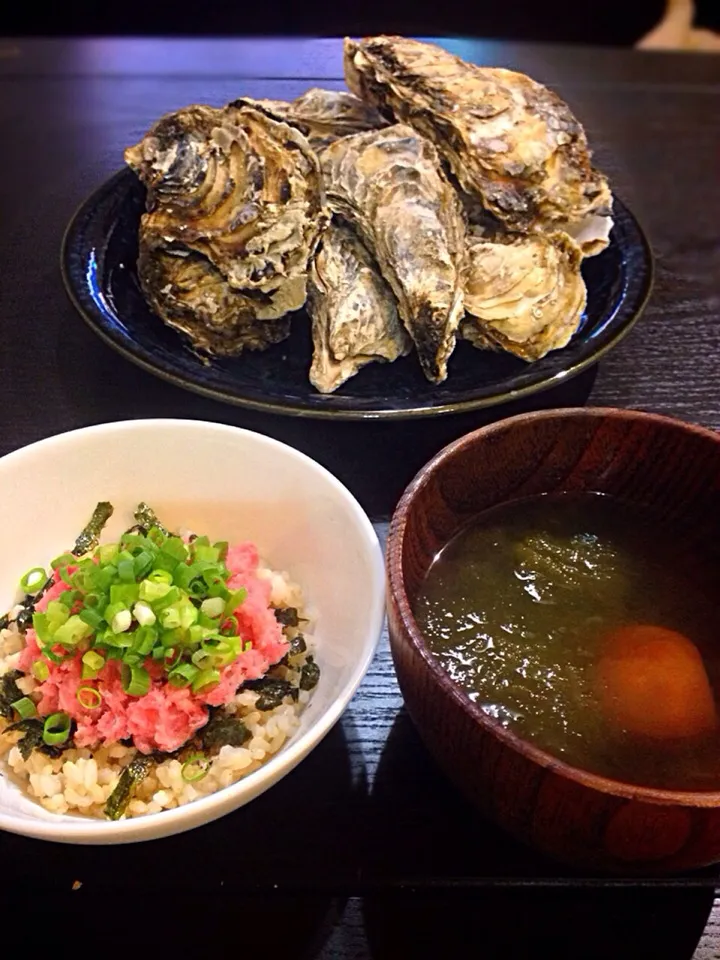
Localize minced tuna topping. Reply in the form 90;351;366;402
0;503;319;819
15;541;287;754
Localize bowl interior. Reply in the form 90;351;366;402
0;420;384;839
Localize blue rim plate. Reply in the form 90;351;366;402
61;169;653;420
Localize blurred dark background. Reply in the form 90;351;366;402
3;0;719;45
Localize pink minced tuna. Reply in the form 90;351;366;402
17;541;288;754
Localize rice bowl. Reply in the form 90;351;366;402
0;420;384;843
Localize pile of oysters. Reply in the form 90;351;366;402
125;36;613;394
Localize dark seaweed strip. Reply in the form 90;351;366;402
133;502;171;537
299;656;321;691
0;671;24;720
200;714;251;752
3;718;75;760
289;634;307;657
104;755;153;820
244;677;295;711
274;607;300;628
72;501;114;556
0;614;9;631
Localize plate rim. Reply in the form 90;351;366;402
60;168;655;421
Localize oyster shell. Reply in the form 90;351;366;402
321;124;466;383
138;238;291;355
125;101;328;353
461;230;587;361
344;36;612;239
249;89;387;151
308;222;411;393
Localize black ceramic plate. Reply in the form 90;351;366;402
62;169;653;420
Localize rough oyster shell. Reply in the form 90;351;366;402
461;230;587;360
344;36;612;239
125;101;329;353
138;238;291;355
321;124;466;383
308;222;411;393
250;89;387;151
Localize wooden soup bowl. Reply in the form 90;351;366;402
386;408;720;874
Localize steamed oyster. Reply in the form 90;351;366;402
321;124;466;383
344;36;612;246
250;89;387;150
461;230;587;361
137;238;291;355
125;101;329;354
308;222;410;393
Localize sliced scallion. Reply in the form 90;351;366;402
42;712;72;746
32;660;50;682
20;567;48;594
76;686;102;710
11;697;37;719
181;753;210;782
121;664;150;697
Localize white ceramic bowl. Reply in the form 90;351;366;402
0;420;384;844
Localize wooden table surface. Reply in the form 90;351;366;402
0;36;719;959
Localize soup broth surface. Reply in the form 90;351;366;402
414;493;720;790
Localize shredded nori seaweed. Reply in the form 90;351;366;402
0;614;9;631
72;501;114;557
300;656;321;691
200;713;251;752
244;676;295;711
3;718;74;760
104;755;153;820
288;634;307;657
133;502;171;537
274;607;300;627
0;670;24;720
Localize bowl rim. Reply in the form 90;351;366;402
0;418;386;842
387;405;720;807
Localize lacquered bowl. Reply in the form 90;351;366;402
0;420;384;843
386;408;720;874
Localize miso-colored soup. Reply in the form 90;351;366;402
413;493;720;791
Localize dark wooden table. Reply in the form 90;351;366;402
1;36;719;959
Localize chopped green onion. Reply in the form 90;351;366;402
42;712;71;746
138;579;174;605
213;541;229;561
11;697;37;719
51;552;75;570
76;686;102;710
200;597;225;619
109;583;140;607
82;650;106;672
20;567;48;593
225;587;248;615
53;615;93;647
111;609;132;634
132;625;157;656
98;543;119;565
168;662;200;688
243;641;252;653
116;558;136;583
132;550;155;579
191;668;220;694
133;601;156;627
121;664;150;697
32;660;50;682
78;607;104;630
148;569;173;586
181;753;210;783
